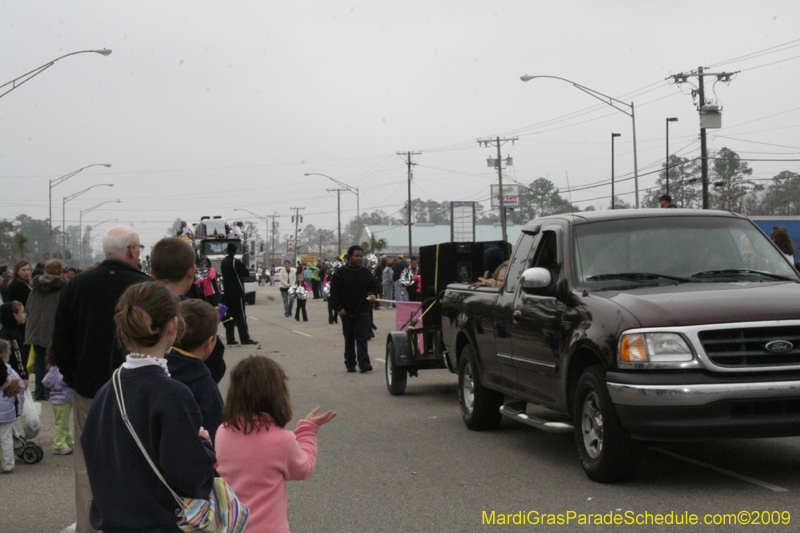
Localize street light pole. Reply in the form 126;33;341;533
0;49;112;99
327;189;344;256
80;200;120;267
62;183;113;260
304;173;359;240
521;74;640;208
611;133;621;209
234;208;271;268
666;117;679;196
49;163;111;258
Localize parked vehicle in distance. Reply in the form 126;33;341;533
439;209;800;482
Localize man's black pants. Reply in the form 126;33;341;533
223;295;251;343
341;314;371;370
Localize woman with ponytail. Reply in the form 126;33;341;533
80;281;216;533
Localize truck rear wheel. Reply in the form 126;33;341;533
385;339;408;396
458;345;503;431
573;365;642;482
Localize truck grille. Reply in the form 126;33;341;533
699;326;800;367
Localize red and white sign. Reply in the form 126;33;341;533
490;184;520;207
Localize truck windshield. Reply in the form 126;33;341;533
573;216;799;287
202;240;242;255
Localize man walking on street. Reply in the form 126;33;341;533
279;259;296;317
330;245;377;373
221;243;258;346
52;225;149;533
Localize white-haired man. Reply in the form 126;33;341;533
52;225;149;533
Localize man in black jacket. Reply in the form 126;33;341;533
52;225;149;533
330;245;377;373
221;242;258;346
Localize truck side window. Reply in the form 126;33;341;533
504;233;536;293
532;231;560;283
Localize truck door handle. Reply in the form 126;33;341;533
512;310;522;323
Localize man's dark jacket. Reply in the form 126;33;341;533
52;259;149;398
330;264;377;316
220;255;249;300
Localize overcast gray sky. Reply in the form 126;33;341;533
2;1;799;250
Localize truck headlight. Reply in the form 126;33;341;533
620;333;694;363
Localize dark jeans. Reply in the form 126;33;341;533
341;314;371;370
281;289;293;316
33;344;49;399
295;299;308;321
328;301;338;323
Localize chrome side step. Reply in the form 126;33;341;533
499;404;573;433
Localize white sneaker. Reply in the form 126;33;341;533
54;448;74;455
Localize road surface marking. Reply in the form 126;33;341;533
650;447;788;492
249;316;259;321
375;358;386;363
292;331;313;338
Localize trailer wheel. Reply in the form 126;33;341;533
573;365;642;482
245;292;256;305
458;345;502;431
385;339;408;396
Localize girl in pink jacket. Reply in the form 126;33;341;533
215;356;336;533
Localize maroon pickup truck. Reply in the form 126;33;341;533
440;209;800;482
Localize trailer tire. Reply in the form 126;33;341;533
245;292;256;305
458;345;503;431
573;365;642;483
385;339;408;396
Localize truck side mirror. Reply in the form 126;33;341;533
520;267;552;290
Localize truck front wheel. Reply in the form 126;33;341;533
458;345;503;431
573;365;642;483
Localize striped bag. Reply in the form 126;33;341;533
112;369;250;532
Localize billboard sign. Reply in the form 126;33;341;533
490;184;520;207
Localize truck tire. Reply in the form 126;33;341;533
385;339;408;396
573;365;642;483
245;292;255;305
458;345;503;431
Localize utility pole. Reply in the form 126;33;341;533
611;133;621;209
267;214;279;267
669;67;737;209
328;188;346;256
478;137;517;244
397;151;420;258
290;207;304;265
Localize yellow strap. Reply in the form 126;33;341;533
434;243;440;295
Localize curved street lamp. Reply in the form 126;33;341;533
49;163;112;257
0;49;112;99
520;74;640;208
62;183;114;260
305;173;359;255
80;200;120;267
234;208;270;266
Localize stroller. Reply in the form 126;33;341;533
13;426;44;464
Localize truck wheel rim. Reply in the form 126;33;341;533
462;361;475;412
581;391;603;459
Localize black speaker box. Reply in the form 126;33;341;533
418;240;511;328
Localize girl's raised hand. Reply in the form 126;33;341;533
305;406;337;426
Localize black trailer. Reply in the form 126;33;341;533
384;240;511;395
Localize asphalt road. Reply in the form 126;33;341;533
8;284;800;533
